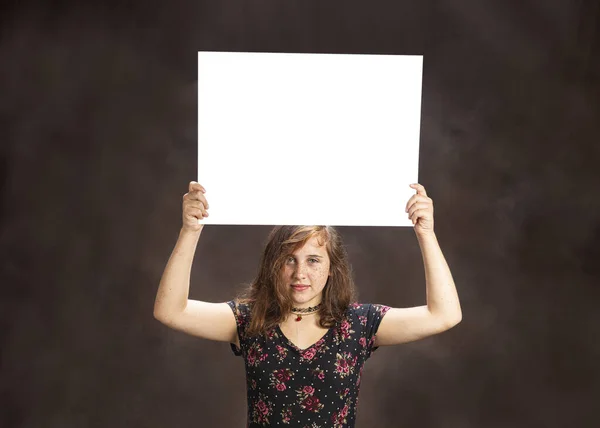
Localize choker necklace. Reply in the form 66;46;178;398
291;303;322;322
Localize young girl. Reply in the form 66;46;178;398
154;181;461;427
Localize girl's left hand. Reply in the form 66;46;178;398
405;183;434;235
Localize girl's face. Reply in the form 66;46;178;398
282;235;331;309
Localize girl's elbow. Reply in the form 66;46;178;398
444;312;462;329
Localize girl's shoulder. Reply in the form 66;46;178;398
346;301;390;315
344;302;392;327
227;299;253;322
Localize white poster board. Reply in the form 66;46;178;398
198;51;422;226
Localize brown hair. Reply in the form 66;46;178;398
236;226;357;337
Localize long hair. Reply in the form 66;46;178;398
236;226;357;337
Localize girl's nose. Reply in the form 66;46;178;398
294;263;308;278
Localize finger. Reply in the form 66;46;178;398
187;193;209;209
185;207;205;221
405;196;431;213
407;202;426;218
409;183;427;197
408;202;429;218
189;181;206;193
189;202;209;217
409;209;427;224
184;191;210;209
188;206;208;219
197;192;209;209
185;200;208;212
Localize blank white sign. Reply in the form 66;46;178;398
198;51;422;226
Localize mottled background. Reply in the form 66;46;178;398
1;1;599;427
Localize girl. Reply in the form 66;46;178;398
154;181;461;427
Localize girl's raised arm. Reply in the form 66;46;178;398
153;182;238;346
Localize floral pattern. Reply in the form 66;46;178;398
312;366;325;381
334;352;358;378
227;301;390;427
251;393;274;425
331;397;353;428
296;385;325;412
246;342;268;367
275;344;288;363
270;368;294;392
280;406;293;424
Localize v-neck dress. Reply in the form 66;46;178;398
226;301;391;428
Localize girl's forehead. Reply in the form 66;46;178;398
293;235;328;254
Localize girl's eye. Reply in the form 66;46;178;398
286;257;295;264
309;258;319;263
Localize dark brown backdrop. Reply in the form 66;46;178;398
1;1;599;427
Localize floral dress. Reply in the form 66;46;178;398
227;301;391;428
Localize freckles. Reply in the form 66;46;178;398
313;264;328;277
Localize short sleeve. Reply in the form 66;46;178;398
226;300;251;357
352;303;391;358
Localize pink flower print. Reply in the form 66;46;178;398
334;353;356;379
337;387;350;399
340;405;349;418
378;305;392;315
339;319;352;338
368;336;376;348
296;384;322;411
333;318;355;344
270;368;294;392
331;398;352;428
257;400;269;416
252;395;273;425
301;396;324;412
275;344;288;362
312;338;330;357
312;367;325;381
301;347;317;361
274;369;291;382
350;302;361;309
332;411;346;428
246;343;267;367
281;407;292;424
336;358;350;376
247;349;256;366
359;337;367;347
302;385;315;395
358;315;368;326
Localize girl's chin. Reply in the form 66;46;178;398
291;296;320;306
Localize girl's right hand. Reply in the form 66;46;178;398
182;181;209;232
